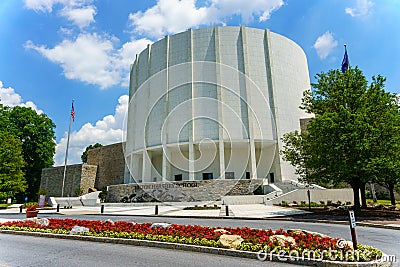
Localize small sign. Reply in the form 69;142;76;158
349;210;356;228
348;210;358;250
38;194;45;207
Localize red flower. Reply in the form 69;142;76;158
27;205;37;211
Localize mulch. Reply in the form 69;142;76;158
282;206;400;223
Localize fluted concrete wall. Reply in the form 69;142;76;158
125;26;310;184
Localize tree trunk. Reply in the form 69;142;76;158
352;185;361;212
360;182;367;208
388;183;396;206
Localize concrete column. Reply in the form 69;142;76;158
162;148;171;181
214;26;225;180
264;29;281;182
188;28;195;181
142;150;152;182
160;36;170;182
123;154;133;184
128;54;139;153
249;141;257;179
240;26;257;179
189;143;195;181
219;141;225;179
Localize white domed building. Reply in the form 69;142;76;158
124;26;310;189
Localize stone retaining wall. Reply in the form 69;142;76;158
108;179;264;202
40;164;97;197
87;142;125;189
40;142;125;197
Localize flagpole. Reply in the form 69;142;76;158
61;100;74;197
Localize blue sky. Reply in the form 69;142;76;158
0;0;399;166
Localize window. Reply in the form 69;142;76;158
246;172;250;179
174;174;182;181
225;172;235;179
269;173;275;183
202;173;213;180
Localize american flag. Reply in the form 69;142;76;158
71;102;75;122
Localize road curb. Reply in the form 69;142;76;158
0;230;392;267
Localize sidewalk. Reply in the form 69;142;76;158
0;203;309;217
0;203;309;223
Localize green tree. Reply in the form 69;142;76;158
360;78;400;205
81;143;102;163
0;132;27;199
282;67;400;210
0;105;56;201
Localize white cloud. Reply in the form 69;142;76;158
313;31;338;60
0;80;42;114
24;0;283;87
129;0;284;39
24;0;61;12
54;95;128;166
59;5;96;28
24;0;96;28
212;0;284;23
129;0;211;39
25;34;151;89
345;0;374;17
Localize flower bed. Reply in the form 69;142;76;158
0;219;383;263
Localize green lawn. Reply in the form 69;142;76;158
0;204;10;209
366;199;400;208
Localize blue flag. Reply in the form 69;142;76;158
341;45;349;73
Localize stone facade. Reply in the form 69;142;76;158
87;142;125;189
108;179;264;202
40;142;125;197
40;164;97;197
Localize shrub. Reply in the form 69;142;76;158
24;202;38;208
253;185;263;195
98;188;108;203
75;188;85;197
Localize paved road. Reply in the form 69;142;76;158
0;234;288;267
1;214;399;266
